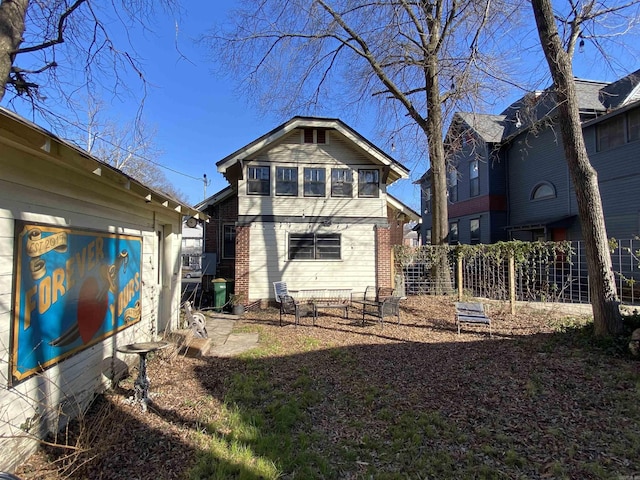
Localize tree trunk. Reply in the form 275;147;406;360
0;0;28;101
531;0;622;336
424;6;452;293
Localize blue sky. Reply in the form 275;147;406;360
5;1;639;211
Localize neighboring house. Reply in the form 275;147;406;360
197;117;418;303
0;108;205;473
418;68;640;244
181;219;204;272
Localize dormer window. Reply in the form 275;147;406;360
303;128;327;144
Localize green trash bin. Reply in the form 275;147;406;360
212;278;228;310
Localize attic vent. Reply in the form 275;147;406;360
303;128;327;144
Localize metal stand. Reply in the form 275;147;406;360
117;341;170;412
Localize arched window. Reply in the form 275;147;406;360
531;182;556;200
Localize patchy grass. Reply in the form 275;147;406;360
17;296;640;480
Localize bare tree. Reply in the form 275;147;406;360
530;0;640;336
208;0;522;246
208;0;523;291
0;0;175;124
83;102;185;202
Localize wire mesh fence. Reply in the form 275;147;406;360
398;239;640;306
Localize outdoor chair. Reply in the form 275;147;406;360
273;281;289;303
278;294;315;326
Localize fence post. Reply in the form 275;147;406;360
509;250;516;314
457;252;463;301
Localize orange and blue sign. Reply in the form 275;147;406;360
10;222;142;383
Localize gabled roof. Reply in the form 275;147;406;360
387;193;421;222
195;184;235;211
450;68;640;145
455;112;506;143
216;116;410;184
599;68;640;109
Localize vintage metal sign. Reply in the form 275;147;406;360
10;222;142;383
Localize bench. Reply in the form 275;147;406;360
455;302;492;337
294;288;352;325
351;286;402;326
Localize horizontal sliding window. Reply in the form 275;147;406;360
289;233;341;260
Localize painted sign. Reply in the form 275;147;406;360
11;222;142;383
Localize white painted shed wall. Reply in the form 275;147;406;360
0;129;184;472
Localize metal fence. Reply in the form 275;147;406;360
399;239;640;306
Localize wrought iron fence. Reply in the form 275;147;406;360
398;239;640;306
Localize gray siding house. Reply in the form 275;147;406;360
418;68;640;244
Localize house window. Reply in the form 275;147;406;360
423;185;431;214
469;160;479;197
470;218;480;244
358;169;380;198
425;228;432;245
276;166;298;196
289;233;341;260
628;108;640;143
247;166;270;195
331;168;353;197
223;224;236;259
303;128;327;144
531;182;556;200
597;116;625;151
449;221;459;244
304;168;326;197
448;168;458;203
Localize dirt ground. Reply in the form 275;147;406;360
14;295;634;479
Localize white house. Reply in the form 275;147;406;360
198;117;416;304
0;108;206;472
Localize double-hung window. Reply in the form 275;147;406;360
358;169;379;198
247;166;270;195
304;168;326;197
276;166;298;196
449;221;459;244
469;160;479;197
289;233;341;260
470;219;480;245
223;225;236;258
423;185;431;214
331;168;353;197
448;168;458;202
597;116;625;151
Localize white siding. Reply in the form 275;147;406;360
0;133;184;471
238;129;388;219
248;222;377;300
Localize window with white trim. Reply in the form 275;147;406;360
448;168;458;203
288;233;341;260
358;169;379;198
247;166;270;195
331;168;353;197
304;168;326;197
276;166;298;196
303;128;327;144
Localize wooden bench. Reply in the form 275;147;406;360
455;302;492;337
351;286;402;326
